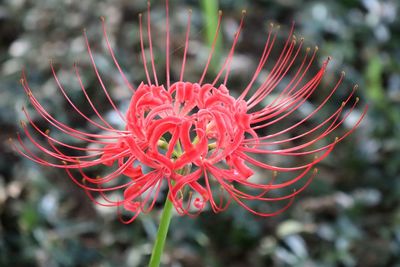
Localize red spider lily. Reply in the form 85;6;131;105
12;1;367;223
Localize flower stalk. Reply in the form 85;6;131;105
149;164;191;267
148;193;174;267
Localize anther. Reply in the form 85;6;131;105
100;16;105;22
45;129;50;135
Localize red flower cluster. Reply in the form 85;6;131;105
13;2;367;223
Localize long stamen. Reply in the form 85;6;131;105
199;10;223;85
166;0;171;89
223;10;246;85
139;13;152;85
180;9;192;82
100;16;135;92
238;23;278;101
83;29;127;122
211;10;246;86
147;1;159;86
73;63;121;129
246;23;295;106
51;62;122;132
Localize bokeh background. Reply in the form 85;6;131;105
0;0;399;266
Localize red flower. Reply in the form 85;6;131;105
12;2;367;223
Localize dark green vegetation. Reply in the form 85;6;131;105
0;0;399;266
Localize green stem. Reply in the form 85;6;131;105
148;167;190;267
201;0;221;69
201;0;220;46
148;194;175;267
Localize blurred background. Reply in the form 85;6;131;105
0;0;399;266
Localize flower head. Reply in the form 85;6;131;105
12;1;367;223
